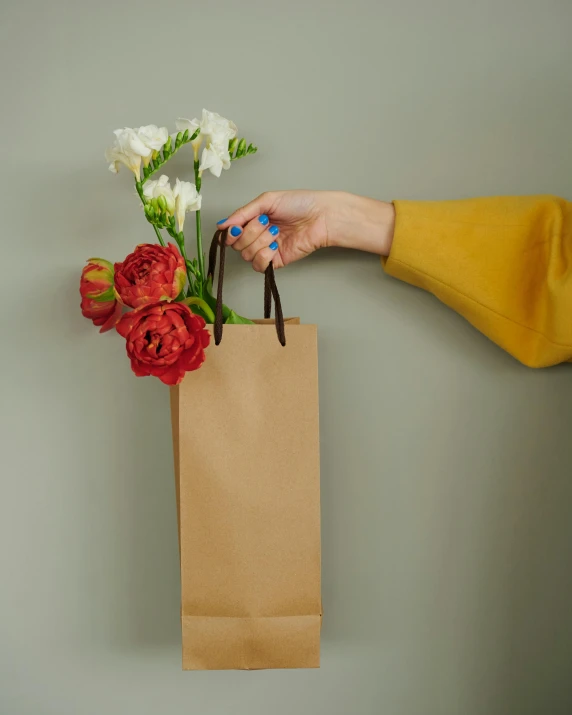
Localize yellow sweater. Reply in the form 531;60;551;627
383;196;572;367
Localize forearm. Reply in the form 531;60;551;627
328;192;395;256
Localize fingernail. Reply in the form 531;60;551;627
269;225;280;237
269;241;279;251
230;226;242;237
217;218;228;225
258;214;269;226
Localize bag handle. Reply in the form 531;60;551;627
208;229;286;347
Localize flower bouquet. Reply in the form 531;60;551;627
81;110;322;671
80;110;259;385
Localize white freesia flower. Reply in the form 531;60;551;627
105;128;151;181
175;117;201;142
136;124;169;165
143;174;175;213
199;141;231;178
175;117;201;160
176;109;237;164
173;179;201;231
199;109;237;143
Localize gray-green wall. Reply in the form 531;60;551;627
1;1;571;713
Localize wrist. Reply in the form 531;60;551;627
329;193;395;256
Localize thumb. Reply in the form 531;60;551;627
217;192;277;229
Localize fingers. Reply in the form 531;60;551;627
252;241;282;273
216;192;277;230
240;224;280;261
222;215;281;273
227;213;272;250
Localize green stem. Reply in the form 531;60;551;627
153;224;166;247
195;210;204;282
176;231;195;290
194;158;205;287
183;297;215;323
178;235;189;263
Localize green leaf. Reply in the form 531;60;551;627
183;297;215;324
190;305;210;322
203;283;216;312
225;310;254;325
247;144;257;155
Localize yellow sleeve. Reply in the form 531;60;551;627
383;195;572;367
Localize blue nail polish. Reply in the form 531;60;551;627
230;226;242;237
258;214;269;226
269;225;280;237
269;241;279;251
217;218;228;225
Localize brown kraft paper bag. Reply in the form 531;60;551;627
169;233;321;670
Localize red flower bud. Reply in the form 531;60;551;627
80;258;121;333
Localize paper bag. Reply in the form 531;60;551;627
170;231;322;670
170;312;321;670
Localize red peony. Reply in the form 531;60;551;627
114;243;186;309
116;302;210;385
80;258;122;333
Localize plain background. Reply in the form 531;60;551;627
1;1;572;713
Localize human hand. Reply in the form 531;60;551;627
216;190;395;272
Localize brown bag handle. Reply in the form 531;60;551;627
208;229;286;347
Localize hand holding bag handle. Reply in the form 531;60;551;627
208;229;286;347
